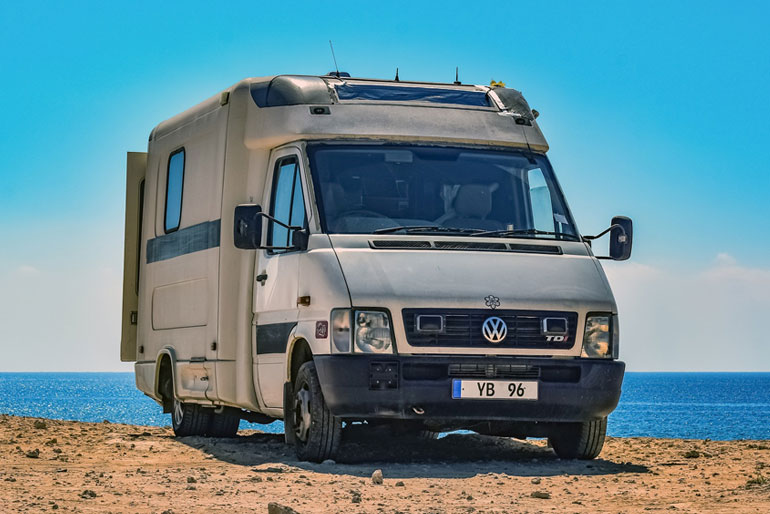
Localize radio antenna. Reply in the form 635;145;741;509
329;40;340;77
395;67;400;82
454;67;461;85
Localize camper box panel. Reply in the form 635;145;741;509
242;100;548;152
138;96;229;401
214;82;265;410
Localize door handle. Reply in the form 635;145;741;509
256;273;268;285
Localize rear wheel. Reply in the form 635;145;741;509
172;398;212;437
292;361;341;462
549;417;607;460
207;407;240;438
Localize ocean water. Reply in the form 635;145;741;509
0;372;767;440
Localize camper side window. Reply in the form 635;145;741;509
164;148;185;233
268;157;306;253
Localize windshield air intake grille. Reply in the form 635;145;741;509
369;240;562;254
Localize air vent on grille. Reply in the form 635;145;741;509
508;243;562;254
448;363;540;379
370;239;562;254
434;241;507;250
371;240;432;249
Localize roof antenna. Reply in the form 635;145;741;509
329;40;340;77
454;67;461;85
395;67;400;82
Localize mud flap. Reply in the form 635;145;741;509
283;381;296;445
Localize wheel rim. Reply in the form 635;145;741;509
173;398;184;427
294;384;312;442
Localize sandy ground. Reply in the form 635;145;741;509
1;414;768;513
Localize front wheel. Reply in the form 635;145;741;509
292;361;342;462
548;417;607;460
172;398;212;437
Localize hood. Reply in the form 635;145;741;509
331;236;615;314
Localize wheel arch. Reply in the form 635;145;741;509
287;336;314;386
154;347;178;413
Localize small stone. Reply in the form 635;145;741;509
33;420;47;430
531;477;541;484
25;449;40;459
531;491;551;499
187;476;197;483
267;503;300;514
372;469;384;485
395;481;405;487
79;490;97;499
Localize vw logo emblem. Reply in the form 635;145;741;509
482;316;507;343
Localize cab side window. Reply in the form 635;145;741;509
268;156;306;253
164;148;185;233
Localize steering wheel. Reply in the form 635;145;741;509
339;209;391;219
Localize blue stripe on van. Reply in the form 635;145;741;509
146;220;221;263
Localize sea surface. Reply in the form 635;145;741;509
0;372;767;440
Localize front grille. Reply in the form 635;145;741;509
402;309;578;350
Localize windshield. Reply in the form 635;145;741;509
307;143;579;240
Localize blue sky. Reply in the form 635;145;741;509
1;1;768;371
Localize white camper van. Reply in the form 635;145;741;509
121;73;633;462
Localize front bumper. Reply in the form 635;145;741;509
314;355;624;423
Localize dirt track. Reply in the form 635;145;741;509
1;414;768;513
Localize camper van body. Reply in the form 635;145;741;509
121;75;631;461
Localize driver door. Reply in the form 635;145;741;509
253;147;308;408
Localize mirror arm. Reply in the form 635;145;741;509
583;223;627;241
257;211;304;231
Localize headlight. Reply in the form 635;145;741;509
330;309;395;354
330;309;351;353
581;314;614;359
354;310;393;354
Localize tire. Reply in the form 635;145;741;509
291;361;341;462
172;397;212;437
207;407;240;438
549;417;607;460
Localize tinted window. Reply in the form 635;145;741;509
268;157;306;252
164;149;185;233
307;144;579;240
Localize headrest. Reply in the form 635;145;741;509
454;184;496;219
322;183;346;218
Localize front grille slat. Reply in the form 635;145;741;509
403;309;577;350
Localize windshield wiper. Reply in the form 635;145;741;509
470;228;581;241
373;225;485;235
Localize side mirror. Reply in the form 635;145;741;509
609;216;633;261
291;229;309;251
233;204;263;249
584;216;633;261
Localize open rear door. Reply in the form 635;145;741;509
121;152;147;361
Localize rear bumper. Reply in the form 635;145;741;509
314;355;624;423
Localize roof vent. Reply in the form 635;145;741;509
326;71;351;78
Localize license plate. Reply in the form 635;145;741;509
451;379;538;400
